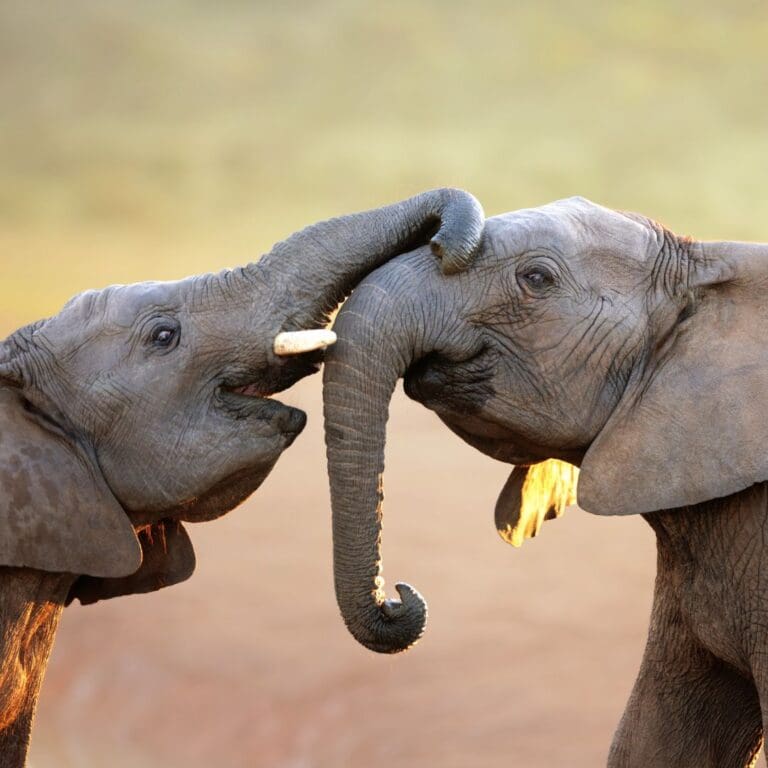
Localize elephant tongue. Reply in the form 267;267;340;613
230;383;271;398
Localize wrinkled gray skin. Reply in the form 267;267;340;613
324;197;768;767
0;188;484;768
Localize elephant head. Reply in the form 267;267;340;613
0;188;484;600
323;196;768;653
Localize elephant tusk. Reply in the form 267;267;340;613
273;329;337;356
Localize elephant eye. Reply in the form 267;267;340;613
146;320;181;351
518;266;556;294
154;328;175;345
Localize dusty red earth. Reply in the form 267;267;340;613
23;377;724;767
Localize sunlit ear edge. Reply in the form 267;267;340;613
497;460;579;547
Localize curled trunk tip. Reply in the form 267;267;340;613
430;189;485;275
345;582;427;654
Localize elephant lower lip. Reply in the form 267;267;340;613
281;410;306;441
216;388;305;434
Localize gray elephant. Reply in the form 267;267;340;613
323;197;768;767
0;188;484;768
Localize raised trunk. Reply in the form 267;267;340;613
323;255;444;653
251;188;483;330
0;568;74;768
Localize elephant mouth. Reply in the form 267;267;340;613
216;386;306;434
216;354;320;424
221;352;322;397
226;382;272;398
217;378;307;438
403;346;498;415
217;380;274;408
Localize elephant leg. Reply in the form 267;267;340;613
608;591;763;768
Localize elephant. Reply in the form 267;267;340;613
322;196;768;767
0;188;485;768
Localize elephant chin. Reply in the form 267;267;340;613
125;462;278;526
176;464;276;523
182;462;283;523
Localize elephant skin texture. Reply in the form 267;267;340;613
323;196;768;766
0;188;485;767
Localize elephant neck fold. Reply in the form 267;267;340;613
0;567;74;767
644;483;768;572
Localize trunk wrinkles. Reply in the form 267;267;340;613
324;272;435;654
250;189;484;330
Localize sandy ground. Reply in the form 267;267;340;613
26;377;669;768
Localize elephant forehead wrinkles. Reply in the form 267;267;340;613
102;282;185;326
33;282;191;361
50;277;246;348
485;197;654;271
63;281;189;330
485;209;576;259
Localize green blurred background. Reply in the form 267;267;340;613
2;2;767;766
3;0;767;330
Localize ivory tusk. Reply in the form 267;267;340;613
273;329;337;356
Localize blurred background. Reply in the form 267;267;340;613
1;1;766;765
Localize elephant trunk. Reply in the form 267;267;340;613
251;188;483;331
323;255;445;653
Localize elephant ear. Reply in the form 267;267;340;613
578;241;768;515
0;385;142;577
496;461;578;546
67;520;195;605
